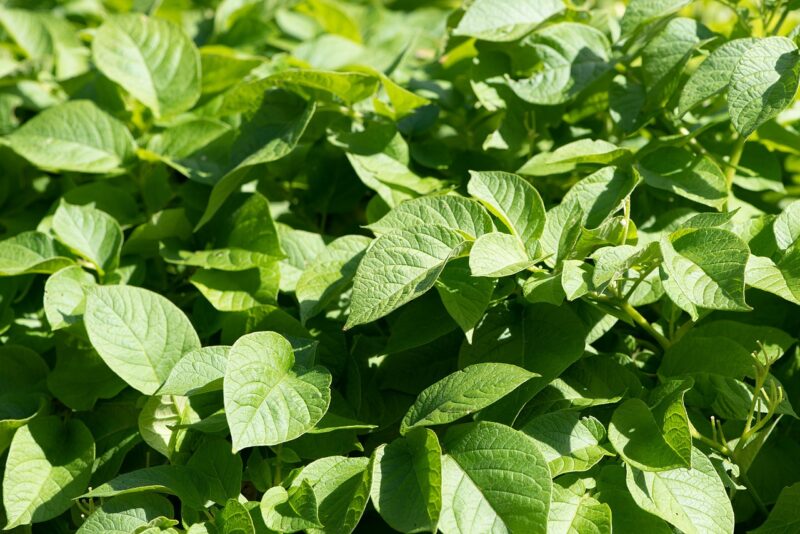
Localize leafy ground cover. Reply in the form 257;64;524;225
2;0;800;532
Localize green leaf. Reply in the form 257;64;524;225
261;480;322;532
400;363;534;434
137;395;198;460
659;227;751;319
43;265;95;330
84;285;201;395
594;466;672;533
548;482;611;534
6;100;135;173
82;466;207;510
370;428;442;533
190;265;280;311
518;139;630;177
504;23;612;105
53;201;123;275
751;482;800;533
218;499;255;534
453;0;563;41
642;18;709;99
678;38;757;115
609;386;692;472
467;171;546;252
288;456;371;534
773;198;800;250
620;0;690;37
435;258;496;340
92;14;201;117
3;416;95;528
346;225;467;328
0;231;73;276
47;338;125;411
158;346;230;396
439;422;551;534
188;438;243;505
296;235;371;323
745;253;800;304
729;37;800;137
625;447;734;534
196;93;315;229
76;494;174;534
469;231;533;277
223;331;332;451
638;147;727;209
520;412;612;477
367;195;494;239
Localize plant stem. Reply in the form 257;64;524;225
689;421;731;455
619;301;671;350
724;136;747;211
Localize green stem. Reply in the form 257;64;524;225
273;445;283;487
740;471;770;516
724;136;747;211
689;421;731;455
619;301;671;350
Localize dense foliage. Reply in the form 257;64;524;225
2;0;800;532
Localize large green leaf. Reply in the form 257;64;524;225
346;225;467;328
43;265;95;330
370;428;442;533
435;258;496;340
453;0;563;41
92;14;201;117
76;494;174;534
52;201;123;275
261;480;322;532
296;235;371;323
288;456;371;534
3;416;95;528
400;363;534;434
223;332;331;450
84;285;201;395
520;412;611;477
367;195;493;239
467;171;545;253
158;346;230;396
439;422;551;534
678;38;756;115
469;232;533;277
638;147;727;209
751;482;800;533
625;448;734;534
518;139;629;177
0;232;73;276
6;100;135;173
548;482;611;534
729;37;800;137
659;227;751;319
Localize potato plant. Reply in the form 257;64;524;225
1;0;800;532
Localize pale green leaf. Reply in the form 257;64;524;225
346;225;466;328
84;285;201;395
435;258;496;340
367;195;493;239
625;447;734;534
218;499;255;534
0;231;73;276
439;422;551;534
469;232;533;277
92;14;201;117
261;480;322;532
76;495;174;534
137;395;199;460
400;363;534;434
467;171;545;252
729;37;800;137
296;235;371;323
678;38;756;115
518;139;629;176
43;265;95;330
53;201;123;274
638;147;727;209
223;332;331;451
3;417;95;528
548;483;611;534
6;100;135;173
158;346;230;396
659;227;751;319
453;0;564;42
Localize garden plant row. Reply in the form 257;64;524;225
1;0;800;532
